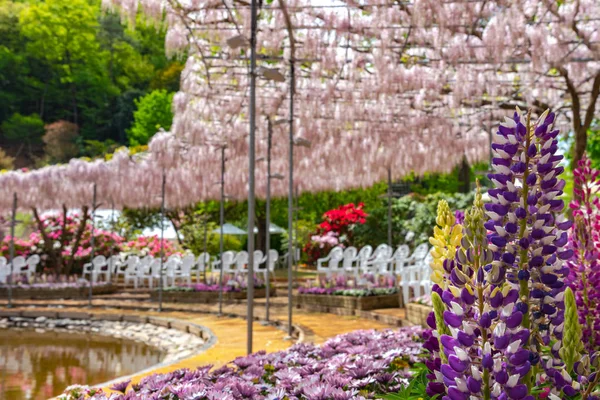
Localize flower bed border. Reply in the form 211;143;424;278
293;292;399;311
149;287;275;303
405;302;432;327
0;284;117;299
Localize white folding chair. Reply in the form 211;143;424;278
123;256;140;287
107;255;122;280
400;243;430;305
419;252;434;296
341;246;359;280
253;250;269;282
196;252;210;281
317;247;344;278
176;255;194;286
233;251;248;276
356;245;373;274
24;255;40;281
363;245;392;277
10;256;27;279
144;259;164;289
0;257;8;284
387;245;410;282
83;255;109;283
212;251;236;277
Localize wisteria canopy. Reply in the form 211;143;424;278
0;0;599;211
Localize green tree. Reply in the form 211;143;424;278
127;89;174;145
1;113;44;159
19;0;107;125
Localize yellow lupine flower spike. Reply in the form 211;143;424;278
429;200;463;287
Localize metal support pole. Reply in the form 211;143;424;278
387;167;392;248
246;0;258;355
203;216;208;284
88;183;97;308
218;146;226;315
158;170;166;312
287;60;295;337
7;193;16;308
294;186;299;277
265;117;272;322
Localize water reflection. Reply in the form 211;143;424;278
0;329;164;400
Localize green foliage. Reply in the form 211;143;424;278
379;363;432;399
353;191;474;248
280;219;316;259
80;139;119;159
585;121;600;169
127;89;174;145
111;208;162;238
1;112;44;143
0;147;14;170
181;222;243;255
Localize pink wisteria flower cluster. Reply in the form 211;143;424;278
60;327;425;400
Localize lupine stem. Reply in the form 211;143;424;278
478;281;491;400
518;110;533;391
581;270;595;348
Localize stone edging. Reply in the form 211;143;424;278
405;302;432;327
0;308;217;389
0;284;118;299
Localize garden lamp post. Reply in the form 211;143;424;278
158;169;166;312
264;117;285;322
88;183;97;308
378;168;400;250
387;167;392;248
7;192;17;308
218;145;227;316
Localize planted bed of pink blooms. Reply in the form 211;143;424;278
298;274;398;297
164;275;266;293
59;326;426;400
0;274;111;289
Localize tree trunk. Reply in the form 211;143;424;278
256;214;266;255
64;206;89;275
32;208;59;274
573;126;588;172
457;156;471;193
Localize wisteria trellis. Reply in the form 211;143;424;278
0;1;598;211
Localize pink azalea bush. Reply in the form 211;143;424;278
121;235;180;258
304;203;368;265
1;214;180;276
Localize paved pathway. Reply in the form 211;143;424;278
2;291;405;391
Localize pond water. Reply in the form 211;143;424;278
0;328;164;400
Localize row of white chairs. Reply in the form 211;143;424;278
213;249;279;282
82;253;209;288
82;249;281;288
0;255;41;284
316;243;433;305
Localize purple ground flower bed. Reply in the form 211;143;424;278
60;326;425;400
298;287;398;297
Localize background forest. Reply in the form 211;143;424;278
0;0;180;169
